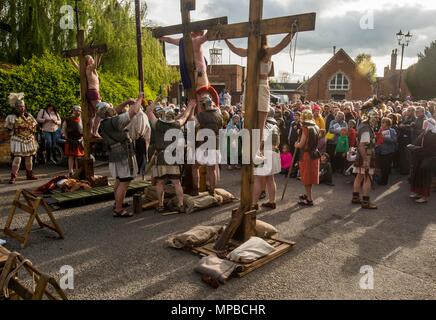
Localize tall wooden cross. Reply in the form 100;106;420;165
62;30;107;180
154;0;316;250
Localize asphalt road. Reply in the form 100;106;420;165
0;163;435;300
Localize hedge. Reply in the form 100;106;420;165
0;52;154;119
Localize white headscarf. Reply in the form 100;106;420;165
424;118;436;134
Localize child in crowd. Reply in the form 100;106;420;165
319;153;334;186
334;127;349;174
348;120;357;148
317;129;327;154
280;144;293;175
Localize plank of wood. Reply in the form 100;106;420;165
152;17;228;38
207;13;316;40
61;44;108;58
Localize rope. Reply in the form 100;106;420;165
289;20;299;74
210;22;223;74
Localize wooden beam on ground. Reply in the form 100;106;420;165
152;17;228;38
207;12;316;41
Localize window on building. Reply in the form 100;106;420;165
329;73;350;91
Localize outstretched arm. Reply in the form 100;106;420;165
96;53;103;68
268;32;295;56
145;96;162;127
128;92;145;119
69;57;80;71
159;36;181;46
177;99;196;126
225;39;247;57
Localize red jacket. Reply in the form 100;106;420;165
348;128;357;148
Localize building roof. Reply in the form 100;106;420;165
270;82;301;91
297;48;363;90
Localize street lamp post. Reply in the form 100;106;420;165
396;30;412;99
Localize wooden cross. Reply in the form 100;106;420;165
152;0;228;100
154;0;316;250
213;1;315;250
62;30;107;180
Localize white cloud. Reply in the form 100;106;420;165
146;0;433;80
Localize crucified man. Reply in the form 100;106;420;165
225;31;294;149
160;30;209;90
70;54;103;139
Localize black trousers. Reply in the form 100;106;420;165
378;153;393;185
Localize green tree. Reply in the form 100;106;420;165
405;41;436;100
355;53;377;84
0;0;178;93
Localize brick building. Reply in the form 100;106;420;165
168;64;246;106
299;48;373;101
375;49;411;99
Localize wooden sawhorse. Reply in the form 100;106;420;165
0;247;67;300
3;190;64;248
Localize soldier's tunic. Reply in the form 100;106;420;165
4;114;38;157
196;110;223;166
353;122;376;175
99;112;138;180
152;120;182;180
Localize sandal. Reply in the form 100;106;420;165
261;202;276;209
112;203;130;210
298;199;314;206
113;209;133;218
299;194;308;201
156;206;166;214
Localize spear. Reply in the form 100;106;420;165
135;0;145;92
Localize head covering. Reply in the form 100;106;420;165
199;93;214;111
301;109;316;125
424;118;436;134
72;105;82;112
9;92;25;107
266;107;277;125
96;102;113;119
360;97;380;124
160;106;176;123
312;104;321;112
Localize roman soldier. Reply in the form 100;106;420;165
194;93;224;196
97;93;144;218
146;99;196;213
352;97;380;209
4;93;38;184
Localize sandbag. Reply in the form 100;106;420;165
194;256;242;284
214;188;237;203
166;225;224;249
167;193;224;214
227;236;276;263
255;220;278;238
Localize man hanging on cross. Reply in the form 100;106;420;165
159;31;219;107
70;54;103;139
224;26;296;151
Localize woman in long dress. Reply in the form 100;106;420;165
295;110;320;206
